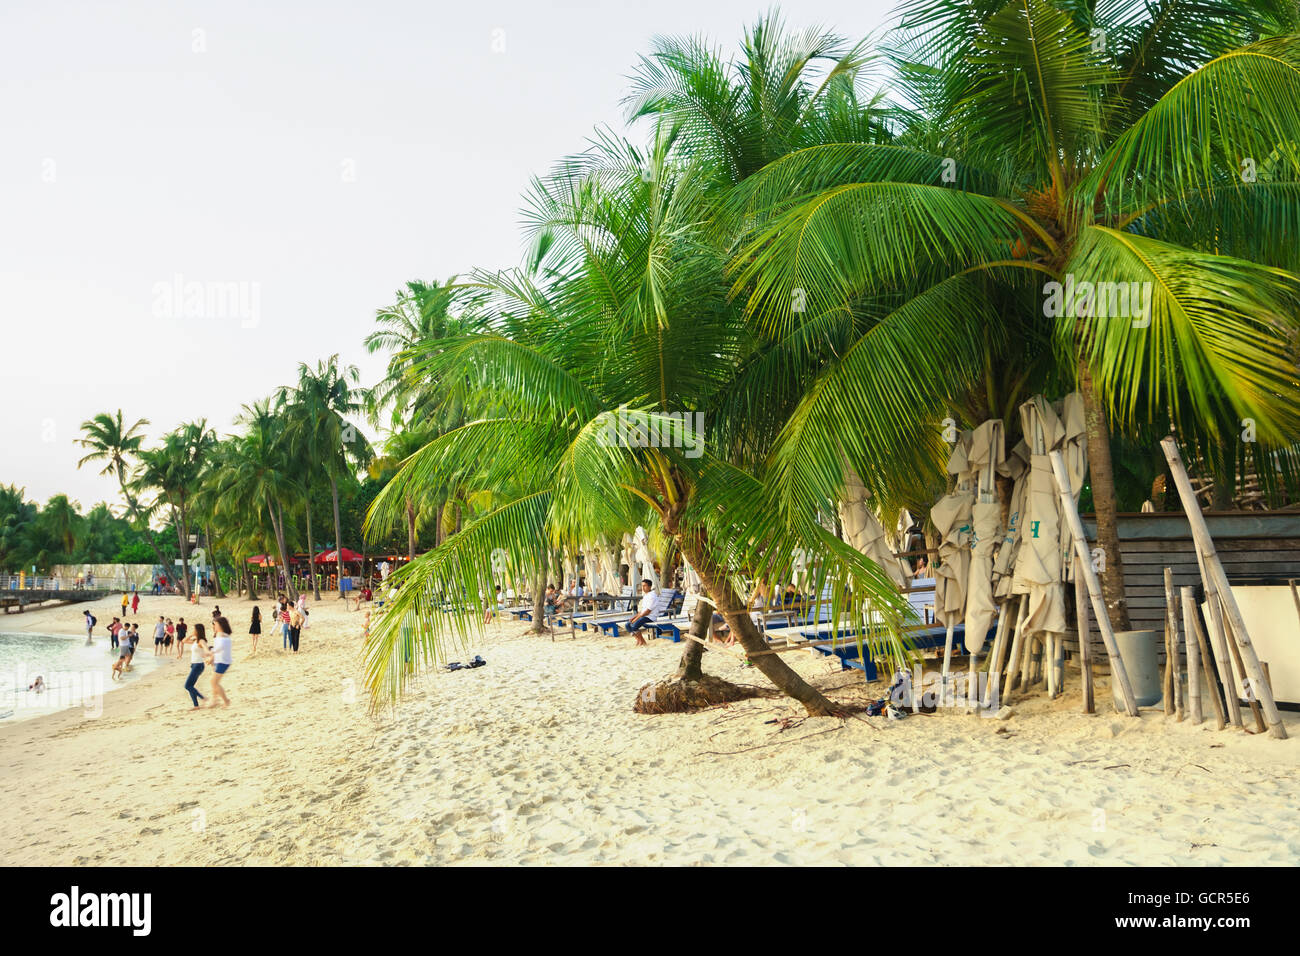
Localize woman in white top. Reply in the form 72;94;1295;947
182;623;209;709
208;616;233;708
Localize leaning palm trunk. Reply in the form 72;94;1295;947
270;498;296;601
119;484;172;590
529;545;548;635
672;597;713;681
304;498;321;600
330;475;346;598
245;558;259;601
677;530;835;716
1080;364;1131;632
173;499;192;599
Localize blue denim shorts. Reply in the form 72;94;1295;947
215;662;230;674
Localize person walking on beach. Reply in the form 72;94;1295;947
83;609;96;644
131;591;140;616
248;605;261;656
120;592;130;617
128;623;140;652
208;616;233;708
153;616;166;655
181;623;208;708
175;618;188;659
280;601;291;649
288;604;304;652
108;617;121;650
165;617;175;650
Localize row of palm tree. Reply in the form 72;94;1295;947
359;4;1300;715
74;357;376;602
0;484;154;572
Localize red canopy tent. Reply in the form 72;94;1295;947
315;548;363;564
246;555;276;566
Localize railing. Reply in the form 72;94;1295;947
2;574;140;593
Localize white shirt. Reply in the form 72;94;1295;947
213;634;233;666
637;591;656;615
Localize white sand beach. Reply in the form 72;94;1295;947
1;593;1297;866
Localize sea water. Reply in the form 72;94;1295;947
0;631;170;723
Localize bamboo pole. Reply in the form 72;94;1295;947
941;621;955;692
1196;550;1243;728
1218;602;1267;734
1075;555;1094;713
1180;588;1202;725
1163;568;1183;720
982;602;1012;708
1048;450;1139;716
1004;594;1030;698
1185;585;1227;731
1161;437;1286;739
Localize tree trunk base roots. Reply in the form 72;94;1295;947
633;674;763;714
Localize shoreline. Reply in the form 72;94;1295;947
0;593;1298;866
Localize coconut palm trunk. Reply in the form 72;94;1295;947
173;497;192;599
1080;364;1131;632
330;475;345;597
529;544;548;635
677;530;834;716
304;499;321;601
270;498;296;602
672;597;713;681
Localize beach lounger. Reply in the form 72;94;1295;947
566;586;635;630
648;592;695;642
596;587;679;636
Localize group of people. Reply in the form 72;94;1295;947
80;590;321;709
179;611;233;709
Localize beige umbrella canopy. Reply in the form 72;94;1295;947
964;420;1004;654
1012;396;1069;639
992;439;1031;601
839;465;908;589
931;432;974;629
1057;392;1088;583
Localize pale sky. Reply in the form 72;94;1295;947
0;0;899;511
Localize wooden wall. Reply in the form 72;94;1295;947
1067;513;1300;663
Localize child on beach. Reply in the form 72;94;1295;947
165;618;175;650
181;624;208;708
288;605;304;652
112;637;133;681
83;609;96;644
280;602;291;649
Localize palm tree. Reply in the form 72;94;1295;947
362;124;914;715
76;410;173;578
38;495;82;558
729;0;1300;632
226;399;303;601
288;357;371;598
134;421;216;599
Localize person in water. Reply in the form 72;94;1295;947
28;676;45;693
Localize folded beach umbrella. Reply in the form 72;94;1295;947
1057;392;1089;579
839;466;909;589
930;432;974;628
992;440;1031;600
964;420;1004;654
1013;396;1068;639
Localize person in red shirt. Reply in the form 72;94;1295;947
131;591;140;615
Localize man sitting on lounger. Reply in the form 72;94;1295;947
626;579;656;646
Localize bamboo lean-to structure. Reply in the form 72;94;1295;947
1160;437;1287;740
